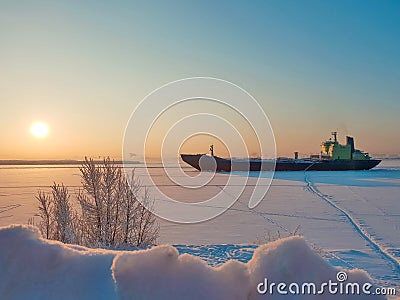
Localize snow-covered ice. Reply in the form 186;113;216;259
0;159;399;297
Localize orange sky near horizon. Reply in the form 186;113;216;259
1;119;396;161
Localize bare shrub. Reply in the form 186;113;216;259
36;191;52;239
253;225;302;245
37;183;75;243
132;188;159;247
52;183;75;243
36;157;159;248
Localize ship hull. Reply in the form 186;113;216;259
180;154;381;172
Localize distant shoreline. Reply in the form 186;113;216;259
0;160;141;166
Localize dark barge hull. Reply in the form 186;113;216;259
180;154;381;172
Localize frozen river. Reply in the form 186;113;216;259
0;159;399;289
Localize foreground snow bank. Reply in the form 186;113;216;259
0;225;385;300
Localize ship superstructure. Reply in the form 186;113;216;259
320;132;370;161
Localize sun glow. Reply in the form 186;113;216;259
31;122;49;138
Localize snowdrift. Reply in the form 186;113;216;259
0;225;386;300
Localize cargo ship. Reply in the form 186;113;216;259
180;132;381;171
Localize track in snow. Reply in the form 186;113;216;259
304;172;400;274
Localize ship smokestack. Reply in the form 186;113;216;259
346;136;355;152
294;151;299;160
346;136;355;159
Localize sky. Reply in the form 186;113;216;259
1;1;400;159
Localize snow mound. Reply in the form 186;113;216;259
112;245;249;299
0;225;116;299
0;225;386;299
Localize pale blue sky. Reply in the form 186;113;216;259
1;1;399;158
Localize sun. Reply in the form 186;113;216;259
31;122;49;138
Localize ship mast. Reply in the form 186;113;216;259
331;131;337;142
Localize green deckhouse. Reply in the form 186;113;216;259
321;132;371;160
